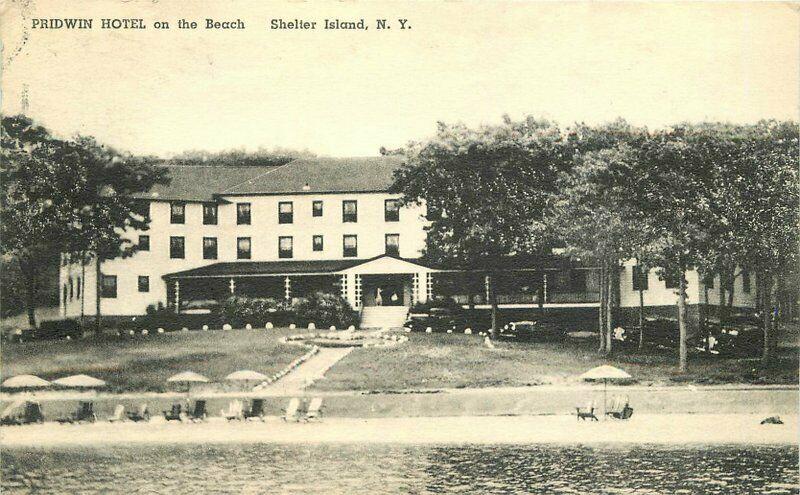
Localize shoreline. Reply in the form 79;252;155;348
1;413;797;447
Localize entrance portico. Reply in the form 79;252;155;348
338;255;436;310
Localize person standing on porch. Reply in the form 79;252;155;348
375;287;383;306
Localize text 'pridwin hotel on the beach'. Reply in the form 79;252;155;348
59;157;756;330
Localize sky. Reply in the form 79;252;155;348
2;1;798;158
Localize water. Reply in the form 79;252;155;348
2;444;797;494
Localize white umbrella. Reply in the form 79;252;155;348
2;375;51;389
53;374;106;388
167;371;209;394
579;365;632;416
225;370;268;382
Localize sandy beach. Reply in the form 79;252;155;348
2;413;796;447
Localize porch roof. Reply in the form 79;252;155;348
162;255;433;279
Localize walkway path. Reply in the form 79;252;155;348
263;347;354;395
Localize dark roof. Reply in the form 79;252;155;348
222;156;404;195
162;254;428;279
164;260;360;278
131;165;278;202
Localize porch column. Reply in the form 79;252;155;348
425;272;433;303
354;274;362;309
229;278;235;295
284;276;291;301
412;273;420;304
174;280;181;314
340;274;348;300
485;275;491;302
543;273;548;303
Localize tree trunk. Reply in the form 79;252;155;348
702;284;710;351
726;270;735;308
677;269;688;373
80;256;86;324
488;272;498;338
95;257;102;336
761;272;775;366
638;270;645;350
598;264;606;353
19;258;38;328
605;263;614;354
718;272;727;324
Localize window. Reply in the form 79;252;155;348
662;272;679;289
237;237;252;259
343;235;358;257
62;284;67;304
385;199;400;222
385;234;400;256
101;275;117;298
69;277;74;300
278;202;294;224
703;274;715;289
203;203;218;225
313;235;324;252
138;276;150;293
632;265;649;291
342;200;357;223
170;236;185;259
279;236;293;259
76;277;81;298
742;270;751;294
203;237;218;260
170;202;185;224
237;203;251;225
312;200;323;217
138;235;150;252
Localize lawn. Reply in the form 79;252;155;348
0;327;304;393
312;330;799;392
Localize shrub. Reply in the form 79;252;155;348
293;291;359;328
217;296;293;327
411;296;462;314
37;319;83;340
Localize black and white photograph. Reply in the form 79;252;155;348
0;1;798;493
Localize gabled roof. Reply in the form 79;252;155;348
221;156;404;195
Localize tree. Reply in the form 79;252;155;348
1;116;78;326
168;147;315;167
61;136;169;334
391;116;568;335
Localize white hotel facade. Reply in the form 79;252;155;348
59;157;755;328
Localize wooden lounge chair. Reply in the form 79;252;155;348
576;401;598;421
186;400;207;422
282;398;301;422
108;404;126;422
221;400;243;421
607;396;633;420
57;401;96;424
244;398;266;421
163;404;182;421
1;400;25;426
22;401;44;424
127;404;150;422
305;398;323;421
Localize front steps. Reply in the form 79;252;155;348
360;305;409;329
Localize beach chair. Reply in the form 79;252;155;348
0;400;25;426
221;400;244;421
576;400;598;421
127;404;150;422
244;398;266;421
108;404;126;422
607;396;633;420
186;400;207;422
58;401;96;424
282;398;301;422
305;398;323;421
163;403;182;421
22;401;44;424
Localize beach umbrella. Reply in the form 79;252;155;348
579;365;632;417
1;375;51;389
167;371;209;394
53;374;106;388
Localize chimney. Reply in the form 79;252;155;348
302;182;311;191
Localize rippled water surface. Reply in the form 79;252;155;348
3;444;798;494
